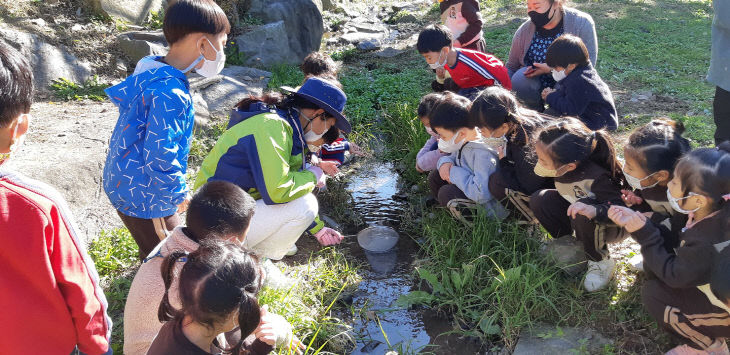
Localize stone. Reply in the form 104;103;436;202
0;26;92;94
321;0;336;10
71;23;86;32
247;0;324;64
27;18;47;28
235;21;296;67
540;235;587;276
395;13;418;24
357;38;381;51
191;92;211;129
513;323;613;355
194;65;271;116
115;59;128;77
341;32;385;44
117;31;168;64
375;47;404;58
84;0;165;25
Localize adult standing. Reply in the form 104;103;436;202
194;77;348;260
708;0;730;145
506;0;597;110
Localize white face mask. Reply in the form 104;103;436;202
183;37;226;77
624;171;659;191
438;131;465;153
0;114;29;166
666;189;700;214
551;68;567;82
299;110;329;143
429;50;447;69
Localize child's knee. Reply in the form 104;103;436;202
488;172;508;201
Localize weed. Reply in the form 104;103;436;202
267;64;305;90
50;76;108;102
330;47;358;62
145;10;164;30
224;40;247;67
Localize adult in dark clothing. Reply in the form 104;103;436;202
708;0;730;145
439;0;485;52
542;34;617;131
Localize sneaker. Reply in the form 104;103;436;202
584;258;616;292
285;244;298;256
628;253;644;272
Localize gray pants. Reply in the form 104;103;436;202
510;66;543;110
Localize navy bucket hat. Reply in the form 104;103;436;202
288;77;351;133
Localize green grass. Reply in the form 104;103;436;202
50;76;109;102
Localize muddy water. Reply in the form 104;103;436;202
341;162;482;354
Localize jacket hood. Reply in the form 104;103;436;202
105;57;189;109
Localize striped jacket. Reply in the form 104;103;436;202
444;48;512;90
103;56;194;219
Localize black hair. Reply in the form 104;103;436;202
322;125;340;145
185;181;256;242
534;117;623;182
0;39;33;128
301;52;338;78
545;34;590;69
417;25;453;53
711;246;730;304
625;118;691;174
469;86;547;146
428;93;474;132
417;92;445;119
159;240;262;355
163;0;231;45
235;90;335;119
673;142;730;215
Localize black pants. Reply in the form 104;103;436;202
529;189;626;261
714;86;730;146
643;279;730;350
428;170;467;206
117;210;180;260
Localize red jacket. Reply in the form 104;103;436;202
444;48;512;90
0;169;111;355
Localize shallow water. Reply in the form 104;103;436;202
342;162;482;354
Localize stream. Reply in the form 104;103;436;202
338;162;482;354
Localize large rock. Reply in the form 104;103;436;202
246;0;324;65
85;0;165;25
192;65;271;117
235;21;295;67
513;324;613;355
117;30;168;64
0;26;92;94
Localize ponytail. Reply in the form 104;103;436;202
158;250;188;322
470;86;546;146
591;130;623;182
231;287;262;355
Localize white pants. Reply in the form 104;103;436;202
245;193;318;260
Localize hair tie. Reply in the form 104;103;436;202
723;193;730;202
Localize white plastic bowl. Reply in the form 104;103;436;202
357;225;399;253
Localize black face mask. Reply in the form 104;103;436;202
528;1;554;28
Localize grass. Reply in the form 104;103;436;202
50;76;109;102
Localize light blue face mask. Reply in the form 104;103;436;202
666;189;700;214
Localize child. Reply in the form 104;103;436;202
529;118;626;292
470;87;553;222
427;93;504;222
607;143;730;354
103;0;230;259
620;119;691;269
148;240;275;354
439;0;486;52
301;51;338;79
541;34;617;131
416;92;447;173
417;25;511;100
0;39;111;355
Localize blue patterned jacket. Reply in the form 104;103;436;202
103;57;194;218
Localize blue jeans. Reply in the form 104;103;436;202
510;66;543;110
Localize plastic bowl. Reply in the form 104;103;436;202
357;225;399;253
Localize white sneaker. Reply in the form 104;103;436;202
628;253;644;272
584;258;616;292
285;244;298;256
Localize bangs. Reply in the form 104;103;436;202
163;0;231;44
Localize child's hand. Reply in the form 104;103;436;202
176;193;192;214
435;67;446;79
254;305;277;346
439;163;452;183
315;227;344;246
621;189;644;207
608;206;647;233
541;87;555;100
526;62;551;78
567;201;597;219
319;160;340;176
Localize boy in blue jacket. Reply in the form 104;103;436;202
103;0;230;259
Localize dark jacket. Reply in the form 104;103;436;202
498;114;554;194
631;185;687;252
546;63;618;131
147;317;273;355
554;161;624;222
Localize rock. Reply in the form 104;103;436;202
195;65;271;116
0;26;92;94
84;0;165;25
321;0;336;10
327;324;356;354
247;0;324;64
117;31;168;64
357;38;381;51
395;13;418;23
235;21;295;67
115;59;128;77
71;24;86;32
375;47;404;58
341;32;385;44
513;323;613;355
27;18;47;28
191;93;211;129
540;235;587;276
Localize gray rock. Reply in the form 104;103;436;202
341;31;386;44
357;38;381;51
191;92;211;129
540;235;587;276
27;18;48;28
84;0;165;25
513;323;613;355
321;0;336;10
375;47;404;58
235;21;296;67
195;65;271;116
247;0;324;64
117;30;168;64
115;58;128;77
0;26;92;93
395;13;418;23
